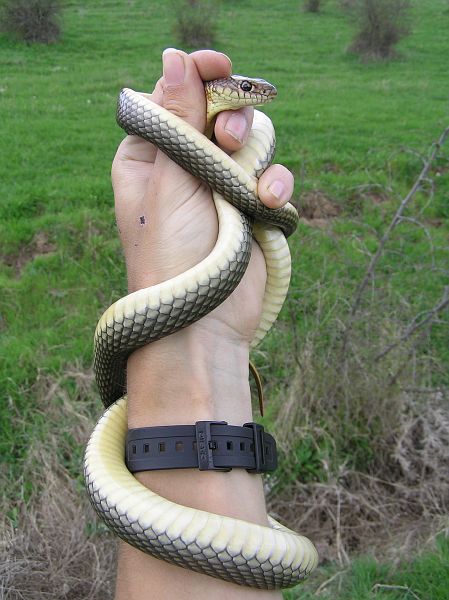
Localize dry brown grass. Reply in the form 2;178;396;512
266;311;449;565
1;370;117;600
1;466;117;599
271;400;448;563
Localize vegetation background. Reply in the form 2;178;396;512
1;0;448;598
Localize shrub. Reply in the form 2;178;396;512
303;0;322;12
348;0;411;60
0;0;61;44
339;0;356;10
172;0;219;49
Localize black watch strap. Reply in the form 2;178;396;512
125;421;277;474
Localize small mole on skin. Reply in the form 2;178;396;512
139;215;146;226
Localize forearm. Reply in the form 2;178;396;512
111;48;296;600
115;325;281;599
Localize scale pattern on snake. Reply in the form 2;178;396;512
84;75;318;589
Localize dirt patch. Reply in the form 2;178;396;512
2;231;57;276
296;191;341;227
425;218;444;228
322;163;342;174
347;187;390;213
357;189;389;204
298;217;334;229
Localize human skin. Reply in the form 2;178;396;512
112;48;293;599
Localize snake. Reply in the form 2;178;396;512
84;74;318;589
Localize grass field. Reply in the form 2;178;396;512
1;0;448;598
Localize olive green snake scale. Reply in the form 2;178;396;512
84;75;318;589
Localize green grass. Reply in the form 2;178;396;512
285;534;449;599
1;0;447;442
1;0;448;596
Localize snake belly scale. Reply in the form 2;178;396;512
84;76;318;589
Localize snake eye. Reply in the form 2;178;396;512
240;81;253;92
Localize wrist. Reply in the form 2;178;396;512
126;320;252;429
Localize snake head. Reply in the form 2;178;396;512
205;75;277;125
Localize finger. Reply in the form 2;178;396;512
161;48;236;133
257;164;294;209
189;50;232;81
214;107;254;153
189;50;253;153
161;48;208;131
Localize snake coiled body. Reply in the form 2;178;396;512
84;77;318;589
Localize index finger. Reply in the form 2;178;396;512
189;50;232;80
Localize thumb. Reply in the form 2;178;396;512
161;48;206;133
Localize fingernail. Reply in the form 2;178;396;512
163;48;185;85
219;52;232;71
268;180;286;202
224;112;248;144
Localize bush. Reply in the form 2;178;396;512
303;0;322;12
348;0;411;60
339;0;356;10
0;0;61;44
172;0;219;49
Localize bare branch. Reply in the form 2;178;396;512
314;569;347;596
376;286;449;361
396;216;436;269
400;387;445;395
342;125;449;351
372;583;421;599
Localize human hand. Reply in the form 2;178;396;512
112;49;294;352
